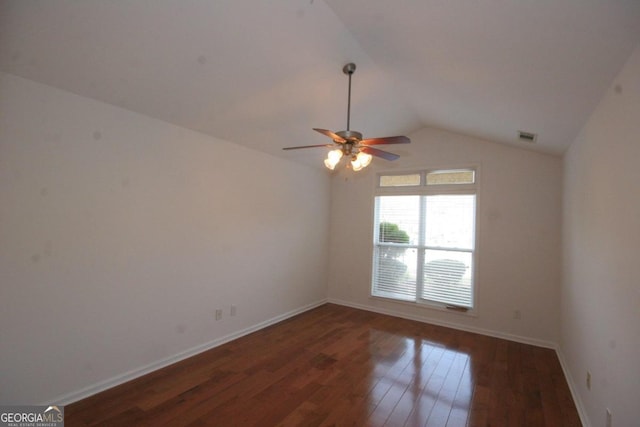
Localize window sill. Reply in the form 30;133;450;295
369;295;478;318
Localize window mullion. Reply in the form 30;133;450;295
415;195;427;301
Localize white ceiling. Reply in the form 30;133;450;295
1;1;639;165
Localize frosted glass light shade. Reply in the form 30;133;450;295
351;151;372;171
324;149;343;170
357;151;372;168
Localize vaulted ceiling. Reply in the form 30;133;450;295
1;1;639;165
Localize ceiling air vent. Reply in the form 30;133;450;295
518;131;537;143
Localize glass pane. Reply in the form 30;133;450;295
380;174;421;187
372;246;417;301
421;250;473;307
376;196;420;245
424;195;475;250
426;169;474;185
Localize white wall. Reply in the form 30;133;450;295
327;126;563;345
0;72;330;404
561;44;640;427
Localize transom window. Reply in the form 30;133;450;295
372;169;477;310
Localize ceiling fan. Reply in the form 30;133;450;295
283;63;410;171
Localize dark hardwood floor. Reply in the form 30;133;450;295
65;304;581;426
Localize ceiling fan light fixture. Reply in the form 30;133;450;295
357;151;372;168
350;151;372;172
324;159;336;170
324;149;343;170
352;151;373;170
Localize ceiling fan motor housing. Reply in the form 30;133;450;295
335;130;363;142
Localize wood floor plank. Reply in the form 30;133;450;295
64;304;582;426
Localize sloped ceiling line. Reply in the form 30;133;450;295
1;0;639;164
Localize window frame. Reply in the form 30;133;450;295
371;166;480;314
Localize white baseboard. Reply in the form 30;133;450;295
48;298;328;406
555;347;590;427
328;298;556;349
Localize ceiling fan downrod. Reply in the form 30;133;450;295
343;62;356;132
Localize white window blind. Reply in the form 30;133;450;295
372;170;477;309
373;196;420;301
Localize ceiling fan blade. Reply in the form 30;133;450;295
283;144;334;150
361;146;400;161
361;136;410;146
313;128;346;143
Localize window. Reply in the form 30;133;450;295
379;173;421;187
372;169;477;309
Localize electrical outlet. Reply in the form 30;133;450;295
215;309;222;321
514;309;521;320
586;371;591;390
230;304;237;317
606;408;612;427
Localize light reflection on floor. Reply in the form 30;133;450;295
365;330;473;426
